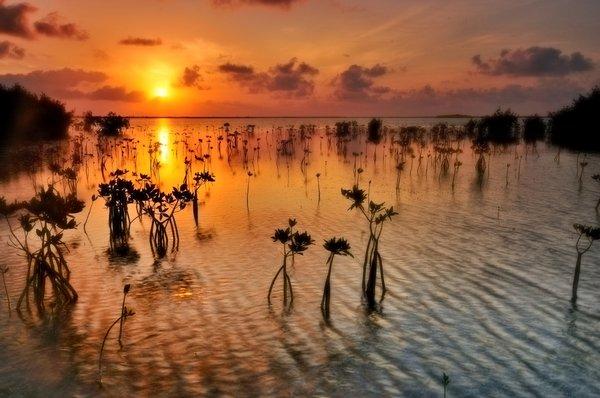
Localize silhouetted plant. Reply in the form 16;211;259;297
98;284;135;384
191;171;216;226
0;85;72;144
316;172;321;204
1;264;10;312
523;115;546;143
578;161;588;183
571;224;600;304
85;112;130;136
592;174;600;211
341;185;397;308
476;108;520;145
367;118;383;144
321;237;352;318
452;160;462;191
549;87;600;151
472;140;490;177
96;169;135;252
442;372;450;398
246;171;253;210
1;185;84;312
133;182;194;257
267;219;314;306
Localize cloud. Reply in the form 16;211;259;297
180;65;209;89
333;64;391;100
119;36;162;46
219;62;255;75
77;85;144;102
0;0;36;38
325;78;589;116
211;0;303;9
0;40;24;59
0;68;142;102
472;47;595;77
219;58;318;97
33;12;88;40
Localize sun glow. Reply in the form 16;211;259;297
153;86;169;99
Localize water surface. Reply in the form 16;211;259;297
1;117;599;397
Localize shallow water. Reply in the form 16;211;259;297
1;118;600;397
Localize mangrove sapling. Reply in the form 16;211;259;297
442;372;450;398
134;182;194;257
341;185;398;308
571;224;600;304
1;186;84;312
98;284;135;384
452;160;462;191
592;174;600;211
578;161;588;183
246;171;253;210
321;237;352;318
1;264;10;312
267;219;314;306
118;284;131;347
96;169;135;252
316;173;321;204
191;171;216;226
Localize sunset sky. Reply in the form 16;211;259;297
1;0;599;116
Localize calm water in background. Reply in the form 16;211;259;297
1;117;600;397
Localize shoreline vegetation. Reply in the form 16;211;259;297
1;84;598;151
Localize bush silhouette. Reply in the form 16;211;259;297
83;111;130;136
0;85;72;144
475;108;520;145
523;115;546;143
549;87;600;152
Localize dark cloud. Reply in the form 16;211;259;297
0;40;24;59
33;12;88;40
472;47;595;77
0;68;141;102
0;0;36;38
333;64;390;100
219;58;318;98
326;79;589;116
180;65;209;90
211;0;303;9
119;37;162;46
78;85;144;102
218;62;255;75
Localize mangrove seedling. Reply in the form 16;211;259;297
1;264;10;312
96;169;135;251
321;237;352;318
571;224;600;304
118;283;131;347
98;284;135;383
246;171;253;210
1;185;84;312
191;171;216;226
341;185;397;308
134;182;194;257
593;174;600;211
442;372;450;398
316;173;321;204
267;219;314;306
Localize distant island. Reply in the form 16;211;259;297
436;114;475;118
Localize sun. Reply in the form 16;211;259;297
153;86;169;99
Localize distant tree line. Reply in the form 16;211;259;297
0;85;72;144
464;86;600;150
1;83;599;151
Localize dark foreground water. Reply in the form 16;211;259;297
1;118;600;397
